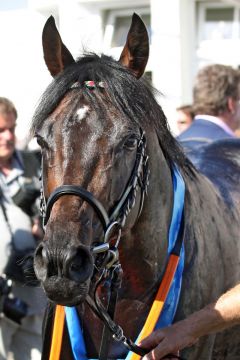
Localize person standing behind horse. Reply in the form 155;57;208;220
0;97;46;360
175;104;194;134
177;64;240;153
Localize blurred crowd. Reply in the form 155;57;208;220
0;97;45;360
175;64;240;145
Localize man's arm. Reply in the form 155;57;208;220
140;284;240;360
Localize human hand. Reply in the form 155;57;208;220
139;322;198;360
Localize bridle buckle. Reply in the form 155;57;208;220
92;243;110;254
106;249;119;269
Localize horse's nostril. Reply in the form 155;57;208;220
66;248;93;283
34;244;48;281
34;244;94;283
35;244;48;266
70;261;82;273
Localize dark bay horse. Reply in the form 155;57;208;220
32;14;240;360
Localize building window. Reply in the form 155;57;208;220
204;7;234;40
198;3;238;42
103;8;151;54
197;2;240;67
111;13;151;47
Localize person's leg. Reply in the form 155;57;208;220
0;316;19;360
8;314;43;360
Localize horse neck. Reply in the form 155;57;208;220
182;166;235;268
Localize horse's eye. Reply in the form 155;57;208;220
124;135;138;150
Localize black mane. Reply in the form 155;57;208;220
32;53;190;170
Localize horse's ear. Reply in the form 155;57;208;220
42;16;75;77
119;13;149;79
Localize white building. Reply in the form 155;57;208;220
0;0;239;143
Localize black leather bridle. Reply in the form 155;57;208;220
38;72;186;358
40;129;149;258
39;128;185;360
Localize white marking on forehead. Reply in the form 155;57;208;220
109;121;125;144
76;105;90;121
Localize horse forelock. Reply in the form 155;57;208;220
31;53;190;172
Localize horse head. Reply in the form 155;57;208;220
33;14;156;306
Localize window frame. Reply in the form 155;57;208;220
103;7;151;52
198;2;239;43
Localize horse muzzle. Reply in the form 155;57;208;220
34;242;94;303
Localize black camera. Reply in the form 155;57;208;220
0;275;28;324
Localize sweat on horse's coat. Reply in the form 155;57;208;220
32;13;240;360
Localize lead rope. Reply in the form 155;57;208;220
99;265;123;360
